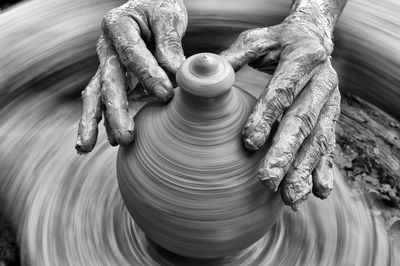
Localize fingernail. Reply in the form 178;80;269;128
153;81;174;102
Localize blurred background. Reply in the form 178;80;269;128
0;0;400;265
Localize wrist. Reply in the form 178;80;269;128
290;0;345;37
289;4;334;40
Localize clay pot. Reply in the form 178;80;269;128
117;53;283;259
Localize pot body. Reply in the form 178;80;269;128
117;84;283;259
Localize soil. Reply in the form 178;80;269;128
335;94;400;235
0;211;19;266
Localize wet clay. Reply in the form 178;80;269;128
117;53;283;258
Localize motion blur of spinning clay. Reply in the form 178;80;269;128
117;53;283;258
2;0;400;264
74;0;345;260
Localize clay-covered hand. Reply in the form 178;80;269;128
221;8;341;210
76;0;187;153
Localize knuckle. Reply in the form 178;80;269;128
157;35;183;56
324;61;339;88
274;87;294;110
102;8;121;31
323;153;335;167
296;40;327;63
262;100;282;125
327;138;336;154
293;112;317;138
154;3;187;34
238;29;253;41
313;132;329;156
81;87;96;99
239;28;263;44
96;36;106;57
317;41;330;56
329;70;339;88
102;67;121;85
323;37;334;55
310;43;328;62
333;89;341;106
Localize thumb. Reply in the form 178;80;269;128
220;27;279;72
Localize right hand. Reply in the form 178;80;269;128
76;0;188;153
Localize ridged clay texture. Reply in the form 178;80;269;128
117;53;283;259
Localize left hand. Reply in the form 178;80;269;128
221;10;341;211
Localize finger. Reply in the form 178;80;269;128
243;41;329;150
312;89;340;199
220;26;280;72
283;174;312;212
100;36;135;145
312;153;334;199
75;68;102;154
102;9;173;102
259;61;338;191
152;3;187;74
103;108;117;147
280;89;340;210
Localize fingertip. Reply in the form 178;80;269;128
313;186;332;200
75;121;99;154
108;114;135;145
242;111;271;150
102;112;117;147
281;168;313;209
282;183;311;211
113;125;135;146
153;80;174;102
280;181;292;206
243;137;260;150
289;195;309;212
219;51;243;72
172;55;186;71
242;122;268;150
75;136;95;154
259;167;281;192
108;137;118;147
159;53;186;74
312;157;334;199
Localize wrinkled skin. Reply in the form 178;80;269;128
76;0;347;211
221;2;345;210
76;0;187;152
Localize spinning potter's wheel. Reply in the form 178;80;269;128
117;53;283;258
1;1;399;264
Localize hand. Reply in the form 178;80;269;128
76;0;187;153
221;10;340;210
